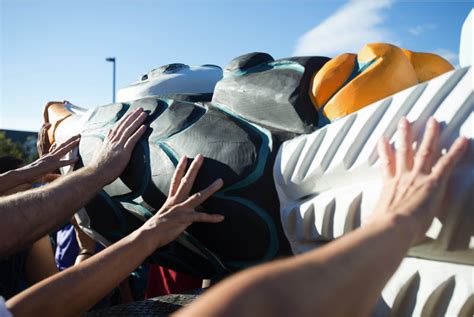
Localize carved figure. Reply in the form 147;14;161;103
41;33;474;313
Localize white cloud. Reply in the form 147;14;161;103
293;0;395;57
408;23;437;36
433;48;459;67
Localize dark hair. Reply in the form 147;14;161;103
0;156;25;174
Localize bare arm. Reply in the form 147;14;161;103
0;166;108;258
0;136;79;195
182;211;414;317
178;118;469;317
7;155;224;317
71;216;97;265
0;108;148;258
0;183;58;282
25;236;58;284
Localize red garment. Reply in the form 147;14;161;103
145;264;202;298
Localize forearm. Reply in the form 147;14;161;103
7;227;156;317
0;165;40;194
276;213;414;316
75;253;93;265
25;236;58;284
0;166;106;257
180;213;416;317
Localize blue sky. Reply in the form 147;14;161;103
1;0;472;132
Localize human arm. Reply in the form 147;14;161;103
0;135;79;195
7;154;224;317
0;178;59;283
70;216;97;264
25;235;58;284
0;183;33;197
0;108;148;258
177;118;469;317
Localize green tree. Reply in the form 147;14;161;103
0;132;30;162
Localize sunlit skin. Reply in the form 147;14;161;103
3;116;468;317
4;108;224;316
177;117;468;317
0;108;147;257
0;135;79;196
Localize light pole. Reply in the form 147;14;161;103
105;57;116;103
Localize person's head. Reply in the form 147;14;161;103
0;156;25;174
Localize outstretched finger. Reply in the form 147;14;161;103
51;135;81;157
431;136;469;181
169;156;188;197
123;124;147;151
188;211;225;224
396;118;414;173
119;111;148;144
414;118;440;173
112;108;144;140
175;154;204;199
55;157;79;168
183;178;223;208
53;134;80;150
378;136;396;179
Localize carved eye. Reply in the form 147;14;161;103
202;64;222;69
161;63;189;73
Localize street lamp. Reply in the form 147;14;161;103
105;57;116;103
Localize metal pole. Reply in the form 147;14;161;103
106;57;116;103
112;59;116;103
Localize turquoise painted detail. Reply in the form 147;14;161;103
177;232;230;274
81;100;280;270
140;98;170;120
269;60;305;73
149;104;207;144
81;105;157;242
156;142;179;165
80;104;130;138
205;103;280;267
214;194;280;268
150;103;280;268
115;140;151;201
225;60;305;78
82;106;155;226
82;98;168;138
85;103;130;132
121;201;154;219
211;102;273;190
357;59;378;75
115;103;131;121
158;98;174;106
98;190;129;234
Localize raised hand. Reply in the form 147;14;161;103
90;108;148;184
29;134;81;175
141;154;224;249
374;117;468;245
